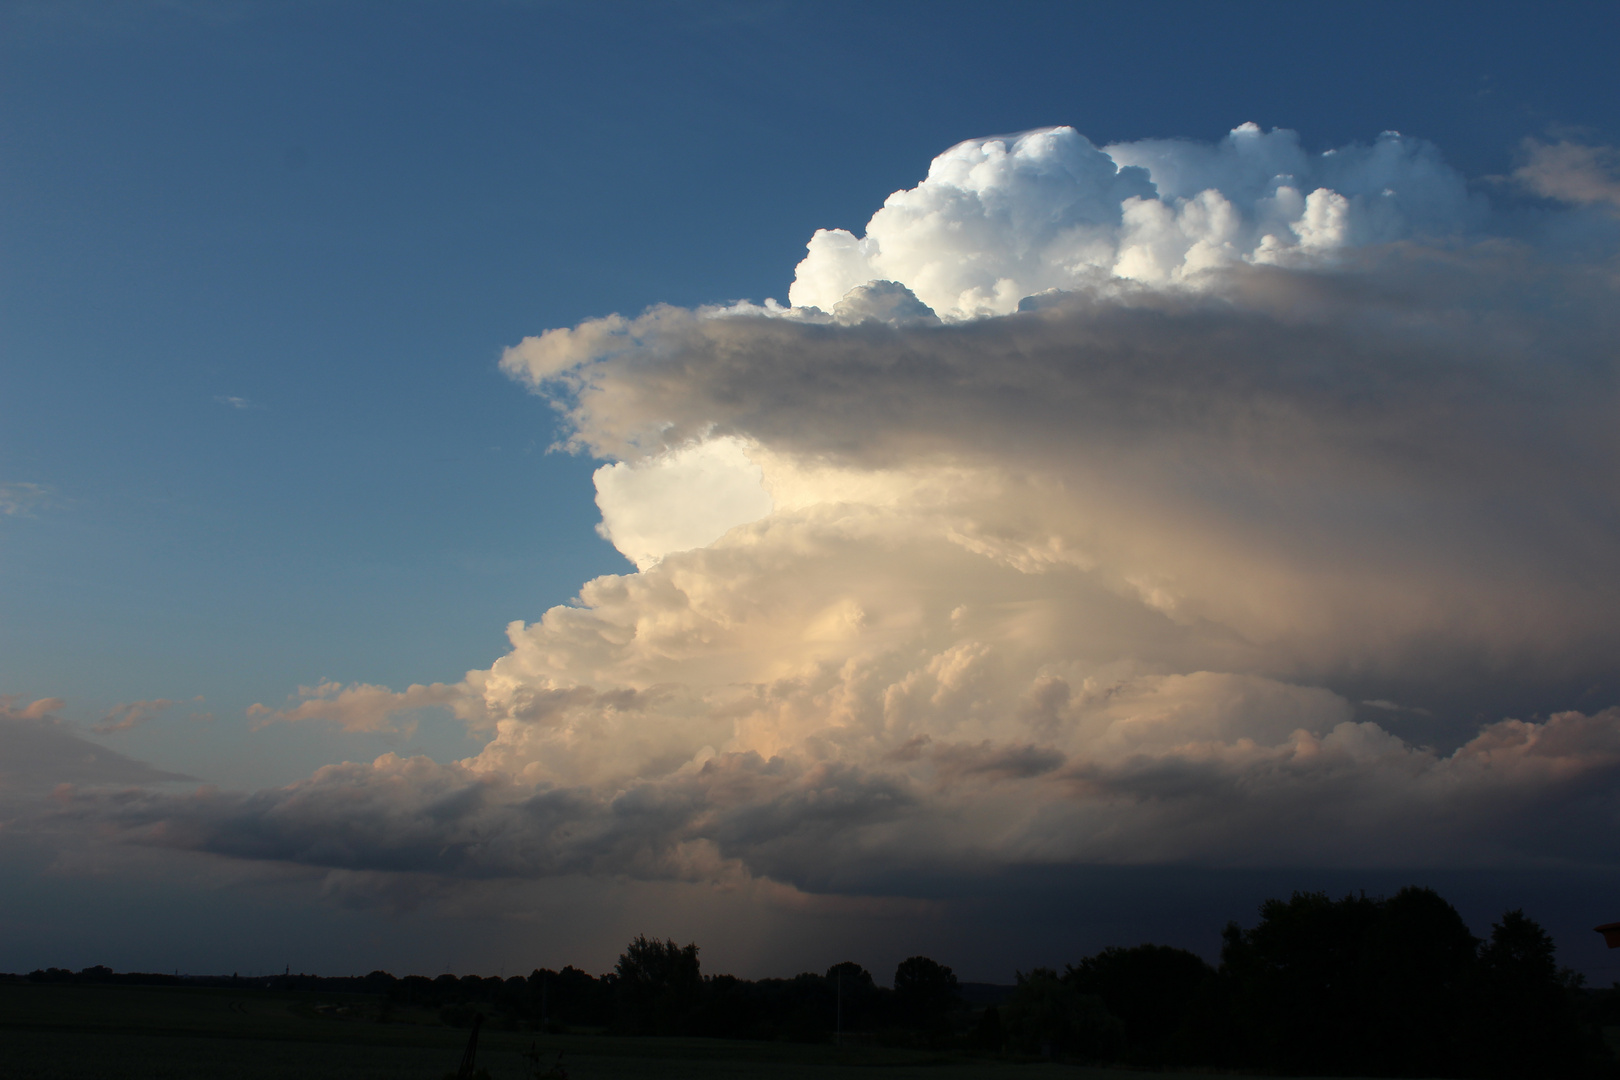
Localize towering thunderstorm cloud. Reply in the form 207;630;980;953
46;124;1620;901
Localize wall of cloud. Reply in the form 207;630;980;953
53;124;1620;903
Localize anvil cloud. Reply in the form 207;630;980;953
69;125;1620;900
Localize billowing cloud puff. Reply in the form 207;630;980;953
79;125;1620;898
593;437;775;570
785;123;1482;317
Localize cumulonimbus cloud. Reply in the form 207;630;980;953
58;124;1620;897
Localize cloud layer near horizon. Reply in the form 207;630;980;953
30;124;1620;901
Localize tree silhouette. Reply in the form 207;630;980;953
1001;967;1123;1059
1064;943;1217;1066
825;961;877;1033
612;935;701;1035
1473;909;1584;1078
893;956;958;1033
1220;890;1382;1072
1361;886;1479;1076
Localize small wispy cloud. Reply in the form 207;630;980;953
0;481;49;517
213;395;253;410
0;695;66;721
1513;139;1620;214
1361;699;1433;717
94;696;202;734
246;680;464;734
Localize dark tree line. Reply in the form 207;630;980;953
514;936;964;1043
13;887;1618;1076
986;888;1614;1077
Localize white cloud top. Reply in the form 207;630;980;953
785;124;1480;318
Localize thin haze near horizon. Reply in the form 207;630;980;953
4;1;1620;985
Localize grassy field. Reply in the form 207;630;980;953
0;982;1341;1079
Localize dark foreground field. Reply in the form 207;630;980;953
0;982;1305;1080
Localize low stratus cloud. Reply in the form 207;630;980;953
49;125;1620;898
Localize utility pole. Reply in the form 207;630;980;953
836;967;842;1048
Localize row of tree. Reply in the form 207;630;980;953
509;890;1618;1076
995;889;1613;1077
15;887;1618;1076
373;942;967;1043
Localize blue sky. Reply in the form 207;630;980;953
4;0;1620;980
